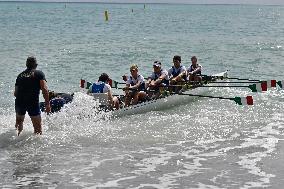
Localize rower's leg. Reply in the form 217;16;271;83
132;94;139;105
112;97;120;110
189;75;194;84
30;115;42;135
15;114;25;136
138;91;147;102
194;76;202;84
124;95;131;107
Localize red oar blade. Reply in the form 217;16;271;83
268;80;277;88
80;79;92;89
246;96;254;105
234;96;253;105
260;81;267;91
249;82;267;92
80;79;85;88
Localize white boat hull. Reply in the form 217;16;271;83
111;71;228;117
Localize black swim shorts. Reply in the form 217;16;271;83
15;104;41;116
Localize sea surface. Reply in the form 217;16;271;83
0;2;284;188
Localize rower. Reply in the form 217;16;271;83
124;64;147;106
39;91;73;113
87;73;119;110
187;56;202;84
146;61;169;99
168;55;187;85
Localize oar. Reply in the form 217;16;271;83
224;77;260;81
80;79;124;89
117;88;253;106
177;93;253;105
223;79;278;88
277;80;283;88
113;94;125;97
203;80;278;89
202;74;260;82
168;83;268;92
108;79;125;88
80;79;92;89
178;80;260;84
201;75;278;88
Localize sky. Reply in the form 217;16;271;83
1;0;284;5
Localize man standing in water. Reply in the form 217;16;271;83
14;56;50;136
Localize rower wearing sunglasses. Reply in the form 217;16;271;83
124;64;147;107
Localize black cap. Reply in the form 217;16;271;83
153;60;161;67
26;56;37;69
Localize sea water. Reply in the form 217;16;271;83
0;2;284;188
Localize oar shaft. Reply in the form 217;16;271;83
114;87;126;90
179;80;259;84
169;85;250;88
177;93;233;100
115;82;125;85
226;77;260;81
197;85;249;88
113;94;125;97
177;93;253;105
201;74;260;82
205;81;259;83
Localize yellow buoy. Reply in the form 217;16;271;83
105;10;109;21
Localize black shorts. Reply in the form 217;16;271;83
15;103;41;116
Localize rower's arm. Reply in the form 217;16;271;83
107;90;114;105
129;81;142;90
124;83;131;94
145;78;152;86
40;80;51;113
155;73;166;85
192;66;201;74
14;86;18;97
174;71;186;81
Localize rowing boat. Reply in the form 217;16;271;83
42;70;282;115
108;71;228;117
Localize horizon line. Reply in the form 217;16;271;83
0;0;283;6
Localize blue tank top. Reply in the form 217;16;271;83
50;98;66;112
171;66;181;77
171;66;187;80
91;82;105;93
